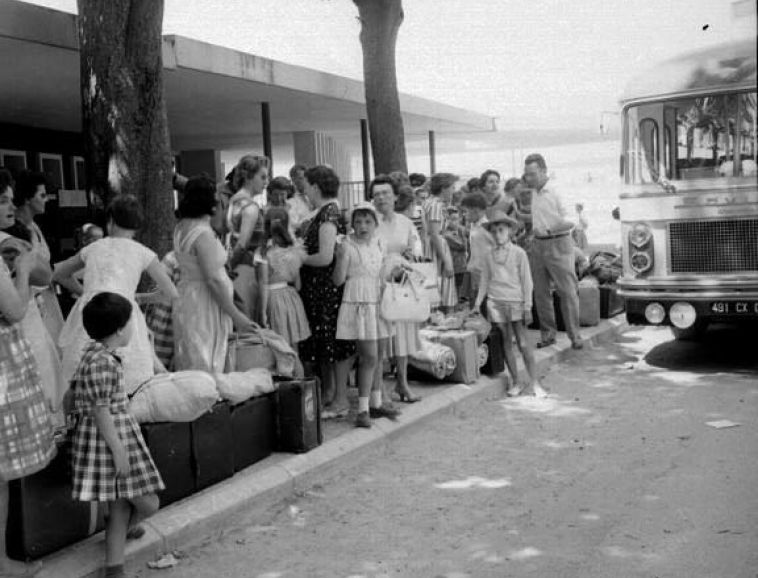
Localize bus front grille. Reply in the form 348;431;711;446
668;219;758;274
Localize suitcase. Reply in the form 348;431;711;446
191;402;235;491
140;421;195;506
275;378;322;453
481;327;505;376
229;393;276;472
578;278;600;326
7;440;105;561
600;284;625;318
421;329;479;384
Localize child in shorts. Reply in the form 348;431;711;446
473;211;545;397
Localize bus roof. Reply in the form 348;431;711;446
619;37;757;106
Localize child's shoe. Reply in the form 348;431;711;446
355;411;371;428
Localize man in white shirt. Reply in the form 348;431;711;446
524;153;583;350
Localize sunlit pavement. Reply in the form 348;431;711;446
146;325;758;578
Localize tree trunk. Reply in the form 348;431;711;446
77;0;173;256
354;0;408;175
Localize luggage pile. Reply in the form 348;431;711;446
9;331;322;561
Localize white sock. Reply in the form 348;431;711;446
358;397;370;413
370;391;382;409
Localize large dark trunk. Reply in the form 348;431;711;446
77;0;173;256
354;0;408;175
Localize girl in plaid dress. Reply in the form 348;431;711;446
1;177;55;577
69;292;164;578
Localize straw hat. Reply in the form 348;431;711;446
484;210;520;230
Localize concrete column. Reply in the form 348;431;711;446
179;149;222;181
261;101;272;173
428;130;437;175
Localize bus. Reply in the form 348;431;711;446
616;37;758;339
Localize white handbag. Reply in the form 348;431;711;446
380;274;430;323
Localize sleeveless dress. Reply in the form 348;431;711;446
227;190;266;322
0;259;56;481
423;196;458;308
173;221;233;373
299;202;356;364
335;236;390;341
254;244;311;347
58;237;158;394
70;341;164;501
376;213;423;357
0;231;65;412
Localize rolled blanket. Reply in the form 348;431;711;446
477;343;489;368
409;338;457;380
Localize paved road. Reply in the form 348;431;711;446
148;325;758;578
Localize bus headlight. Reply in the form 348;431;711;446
644;302;666;324
630;251;652;274
628;222;654;276
629;223;653;249
669;302;696;329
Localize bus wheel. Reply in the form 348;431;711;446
671;320;709;341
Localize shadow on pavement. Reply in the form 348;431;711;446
644;324;758;376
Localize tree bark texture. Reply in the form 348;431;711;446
354;0;408;175
77;0;173;255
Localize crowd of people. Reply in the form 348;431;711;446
0;151;591;576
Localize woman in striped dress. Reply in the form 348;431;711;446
423;173;459;313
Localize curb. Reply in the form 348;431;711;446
38;316;627;578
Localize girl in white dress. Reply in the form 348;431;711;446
334;203;398;428
54;195;178;392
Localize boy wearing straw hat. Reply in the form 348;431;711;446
472;210;546;397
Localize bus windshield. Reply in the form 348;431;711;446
624;90;757;185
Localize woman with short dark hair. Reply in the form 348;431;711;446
299;166;355;417
173;175;258;373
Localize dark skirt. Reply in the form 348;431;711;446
299;264;356;364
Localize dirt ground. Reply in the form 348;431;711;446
141;324;758;578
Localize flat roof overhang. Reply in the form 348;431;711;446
0;0;495;152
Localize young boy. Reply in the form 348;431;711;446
473;211;546;397
443;206;470;304
460;192;492;306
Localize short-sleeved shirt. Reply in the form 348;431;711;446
71;341;127;414
467;216;493;274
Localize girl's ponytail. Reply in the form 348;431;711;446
263;207;293;257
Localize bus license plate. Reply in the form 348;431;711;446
710;301;758;315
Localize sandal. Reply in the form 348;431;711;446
322;406;349;420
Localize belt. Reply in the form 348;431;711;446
267;282;288;290
534;232;570;240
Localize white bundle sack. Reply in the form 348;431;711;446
130;370;218;423
408;338;457;380
214;368;276;405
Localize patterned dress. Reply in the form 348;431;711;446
0;260;55;481
423;196;458;308
70;341;164;502
299;202;356;364
335;236;389;341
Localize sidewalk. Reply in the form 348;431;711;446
38;316;627;578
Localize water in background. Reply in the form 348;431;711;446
408;139;623;248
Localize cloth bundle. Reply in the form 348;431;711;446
226;329;302;378
214;368;277;405
477;343;489;369
408;337;457;380
129;370;218;423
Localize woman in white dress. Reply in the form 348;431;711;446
54;195;178;392
372;176;423;403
